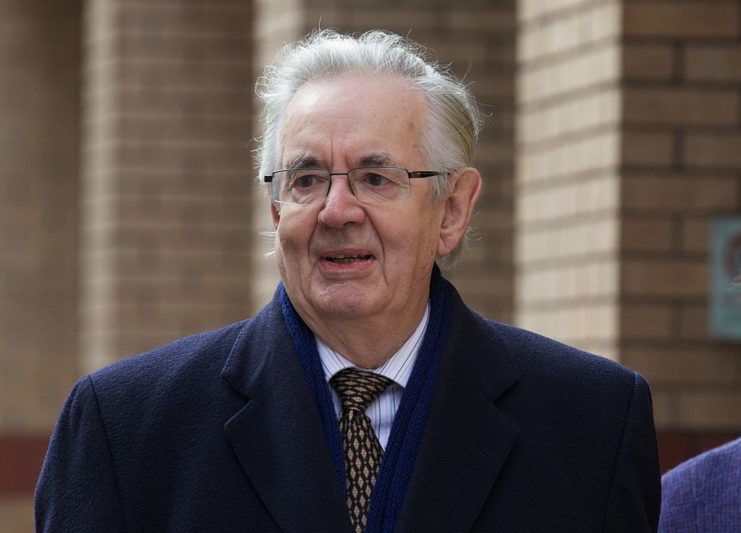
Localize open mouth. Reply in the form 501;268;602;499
323;254;374;264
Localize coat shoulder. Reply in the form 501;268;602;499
440;292;661;530
460;305;641;390
89;319;249;397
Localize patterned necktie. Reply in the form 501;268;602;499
330;368;394;533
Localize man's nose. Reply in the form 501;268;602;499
317;175;367;228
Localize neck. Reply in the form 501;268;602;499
300;301;428;369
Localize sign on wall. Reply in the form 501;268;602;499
710;217;741;341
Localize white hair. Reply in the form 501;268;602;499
255;29;481;266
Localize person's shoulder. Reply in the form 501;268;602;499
660;438;741;530
98;320;247;375
449;286;630;370
448;300;645;425
87;318;251;402
463;305;638;385
663;437;741;488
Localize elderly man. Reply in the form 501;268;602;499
36;30;660;532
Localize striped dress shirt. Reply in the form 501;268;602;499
317;304;430;450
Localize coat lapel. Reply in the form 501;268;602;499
219;286;520;532
397;296;521;533
221;298;350;533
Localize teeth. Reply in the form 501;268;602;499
326;254;371;262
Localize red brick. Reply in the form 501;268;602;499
680;218;709;254
621;131;673;167
657;431;694;473
116;4;251;36
622;259;708;298
685;45;741;82
684;134;741;169
623;43;674;80
620;303;674;340
677;390;741;429
621;216;674;252
679;304;711;341
448;7;515;32
624;2;739;39
0;435;49;495
656;431;740;473
624;88;738;127
623;175;740;212
623;345;740;386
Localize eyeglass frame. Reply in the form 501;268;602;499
263;166;446;205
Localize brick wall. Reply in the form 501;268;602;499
0;0;81;432
0;1;81;530
517;0;741;468
251;0;517;322
249;0;304;310
516;0;623;358
620;0;741;434
81;0;254;371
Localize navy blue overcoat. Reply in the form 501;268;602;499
36;283;660;532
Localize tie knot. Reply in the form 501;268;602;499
330;368;394;412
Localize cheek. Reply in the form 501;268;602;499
381;219;440;270
276;228;299;265
408;207;444;251
275;215;315;264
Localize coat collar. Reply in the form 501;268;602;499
221;292;350;532
221;285;521;533
397;286;521;533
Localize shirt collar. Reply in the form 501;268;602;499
317;303;430;389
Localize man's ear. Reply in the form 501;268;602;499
437;167;482;257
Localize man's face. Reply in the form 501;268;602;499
271;74;446;329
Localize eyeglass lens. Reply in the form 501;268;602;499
273;167;411;205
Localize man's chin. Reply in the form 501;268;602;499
309;288;381;320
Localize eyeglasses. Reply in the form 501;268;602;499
263;167;444;206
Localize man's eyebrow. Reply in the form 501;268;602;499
284;153;396;169
359;153;395;167
285;155;323;169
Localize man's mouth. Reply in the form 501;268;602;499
323;254;374;264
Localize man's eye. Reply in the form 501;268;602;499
290;173;323;189
360;172;392;187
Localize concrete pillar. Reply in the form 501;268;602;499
0;1;81;528
516;0;623;357
81;0;254;371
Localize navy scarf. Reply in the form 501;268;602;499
279;265;452;532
